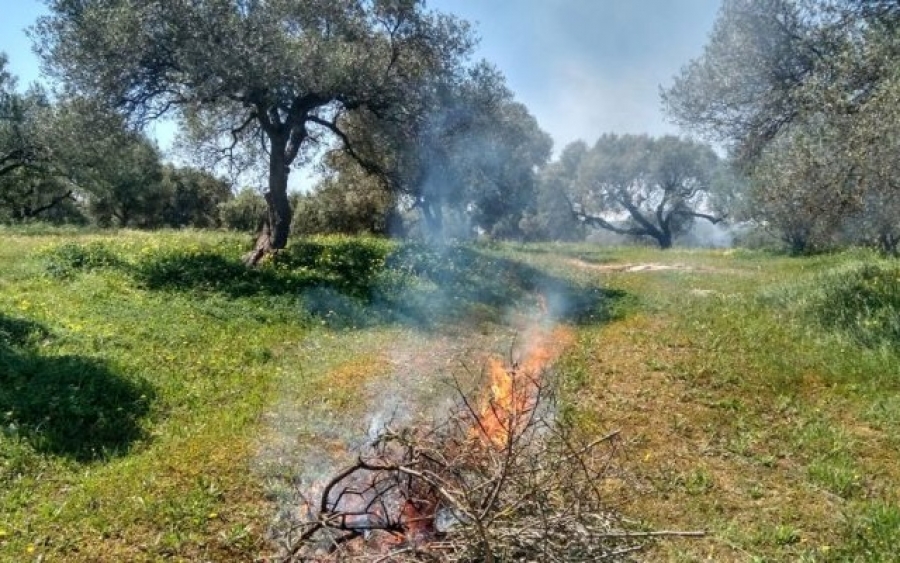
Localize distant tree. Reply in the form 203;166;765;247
0;56;174;226
218;188;267;233
328;63;551;240
159;165;232;228
293;177;396;237
567;134;724;249
521;141;587;241
36;0;476;259
0;56;74;220
86;135;166;227
1;55;35;180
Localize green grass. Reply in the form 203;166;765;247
1;231;899;561
522;246;900;561
0;229;626;561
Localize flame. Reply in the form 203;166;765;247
475;326;574;446
296;311;575;556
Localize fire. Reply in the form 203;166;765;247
475;326;574;446
289;317;576;560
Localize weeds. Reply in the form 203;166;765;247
802;261;900;348
37;237;625;329
3;232;900;561
42;240;124;277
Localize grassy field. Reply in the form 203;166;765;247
1;228;899;561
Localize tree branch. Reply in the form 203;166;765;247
24;190;74;218
0;160;26;178
307;115;387;179
675;210;728;224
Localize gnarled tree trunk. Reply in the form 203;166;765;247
244;137;293;266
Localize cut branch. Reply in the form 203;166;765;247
275;361;703;562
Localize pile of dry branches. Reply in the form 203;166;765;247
275;366;699;562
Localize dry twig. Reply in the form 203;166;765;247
276;364;703;562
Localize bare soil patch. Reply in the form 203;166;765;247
567;258;738;275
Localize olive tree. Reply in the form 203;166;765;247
567;134;724;249
0;55;68;220
323;62;551;240
520;141;588;242
0;59;90;221
662;0;900;252
35;0;475;259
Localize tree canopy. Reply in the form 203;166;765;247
663;0;900;253
318;62;551;240
564;134;723;249
35;0;477;258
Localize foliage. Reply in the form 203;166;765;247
0;67;200;228
520;142;586;242
803;261;900;348
159;165;232;228
292;172;397;236
662;0;821;163
663;0;900;253
85;133;167;227
749;118;857;253
218;187;268;232
564;134;724;248
35;0;479;253
42;240;124;277
0;56;74;221
0;55;46;182
324;63;552;241
35;234;621;332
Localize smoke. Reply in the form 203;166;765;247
679;220;735;248
254;238;583;554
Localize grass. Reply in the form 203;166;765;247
0;229;622;561
525;246;900;561
1;229;899;561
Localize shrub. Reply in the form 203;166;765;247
42;241;123;277
219;188;267;232
806;262;900;348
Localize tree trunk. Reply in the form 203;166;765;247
420;199;444;241
245;137;292;266
656;221;673;249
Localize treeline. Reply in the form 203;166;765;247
3;0;899;255
0;69;234;228
665;0;900;254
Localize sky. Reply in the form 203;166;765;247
0;0;722;155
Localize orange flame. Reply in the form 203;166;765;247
475;326;574;446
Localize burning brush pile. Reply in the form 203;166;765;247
275;331;664;562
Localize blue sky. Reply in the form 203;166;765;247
429;0;721;149
0;0;721;153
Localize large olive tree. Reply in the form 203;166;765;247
566;134;724;249
35;0;474;259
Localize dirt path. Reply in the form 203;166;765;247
567;258;741;275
